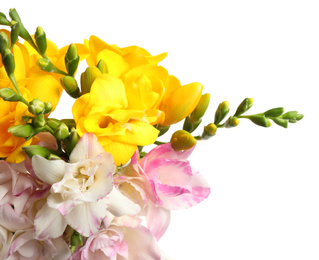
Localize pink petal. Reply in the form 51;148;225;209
34;204;67;240
70;133;105;163
32;156;66;185
146;203;170;240
65;198;109;237
124;225;161;260
0;203;32;232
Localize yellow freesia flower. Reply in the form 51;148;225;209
72;74;161;166
86;36;203;126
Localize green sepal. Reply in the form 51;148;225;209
155;124;170;137
61;119;76;130
54;123;69;140
202;123;217;140
60;76;80;98
32;114;46;128
46;118;61;130
281;111;303;121
264;107;284;117
22;116;33;122
43;102;53;114
224;116;240;128
0;32;9;53
63;128;80;155
1;49;15;75
10;21;20;50
28;98;45;115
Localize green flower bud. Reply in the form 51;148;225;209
22;145;51;159
0;88;22;101
224;116;240;128
296;114;304;121
64;128;80;155
29;98;45;115
1;49;15;75
249;115;272;127
0;31;9;53
10;21;20;49
32;114;46;128
80;66;102;94
281;111;303;121
97;59;108;74
61;119;76;130
234;98;254;116
35;26;47;55
60;76;80;98
156;124;170;137
0;12;10;26
8;124;34;138
43;102;53;114
54;123;69;140
46;118;62;130
70;231;83;253
264;107;284;117
202;123;217;140
189;93;210;124
170;130;197;151
65;43;79;77
272;118;288;128
214;101;230;125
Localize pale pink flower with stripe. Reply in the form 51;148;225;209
116;143;210;240
32;133;140;240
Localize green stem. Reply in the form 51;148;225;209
154;141;166;145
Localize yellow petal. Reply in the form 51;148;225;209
5;137;33;163
161;82;203;126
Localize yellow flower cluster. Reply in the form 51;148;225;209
0;29;88;162
73;36;203;165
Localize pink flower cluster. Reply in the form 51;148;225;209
0;133;210;259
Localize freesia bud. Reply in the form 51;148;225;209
65;128;80;154
60;76;80;98
65;43;79;77
0;31;9;53
170;130;197;151
35;26;47;55
234;98;254;116
0;88;22;101
273;118;288;128
32;114;46;128
46;118;62;130
0;12;10;26
54;123;69;140
202;123;217;139
22;145;51;159
214;101;230;125
80;66;102;94
264;107;284;117
10;21;20;49
1;48;15;75
97;59;108;74
224;116;240;128
249;115;272;127
28;98;45;115
189;93;211;124
43;102;53;114
8;124;34;138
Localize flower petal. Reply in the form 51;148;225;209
146;203;170;240
69;133;105;163
34;204;67;240
32;156;65;185
65;198;109;237
107;188;141;217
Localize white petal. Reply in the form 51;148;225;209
146;203;171;240
32;156;65;185
65;198;109;237
70;133;105;163
34;204;67;240
107;188;141;217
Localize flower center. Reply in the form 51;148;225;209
74;160;97;192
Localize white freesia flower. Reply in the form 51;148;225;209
32;133;140;240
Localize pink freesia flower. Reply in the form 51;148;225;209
7;229;70;260
32;133;140;240
116;143;210;239
71;216;161;260
0;161;46;232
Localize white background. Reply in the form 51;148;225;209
2;1;318;259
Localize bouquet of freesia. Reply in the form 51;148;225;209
0;8;303;260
